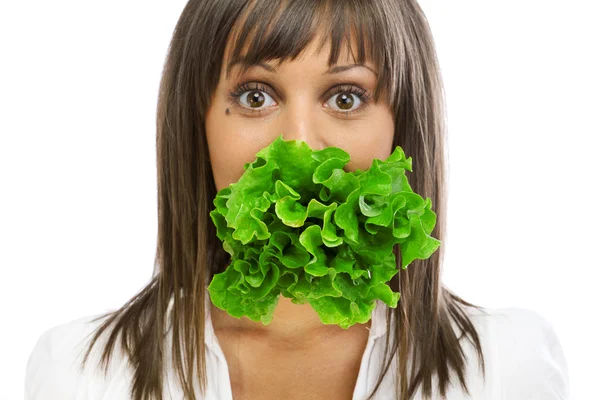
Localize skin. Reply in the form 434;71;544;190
204;29;394;350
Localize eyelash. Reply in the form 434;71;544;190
227;82;373;117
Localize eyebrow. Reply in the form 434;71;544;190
228;60;378;77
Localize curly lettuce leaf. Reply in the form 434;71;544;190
208;134;441;329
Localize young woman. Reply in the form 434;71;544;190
25;1;569;399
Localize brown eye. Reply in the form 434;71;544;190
230;85;276;112
326;91;364;114
335;93;354;110
246;91;266;108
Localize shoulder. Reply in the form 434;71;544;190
466;306;570;399
25;312;131;400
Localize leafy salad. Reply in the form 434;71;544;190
208;134;441;329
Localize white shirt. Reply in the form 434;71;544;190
25;292;570;399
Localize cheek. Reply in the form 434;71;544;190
205;106;241;192
207;139;256;192
205;107;272;191
341;118;395;172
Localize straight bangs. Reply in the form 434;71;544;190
222;0;403;107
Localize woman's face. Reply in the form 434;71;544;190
205;31;395;192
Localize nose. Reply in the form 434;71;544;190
278;101;326;152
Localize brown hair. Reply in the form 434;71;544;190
79;0;488;399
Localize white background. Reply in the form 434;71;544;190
1;1;597;399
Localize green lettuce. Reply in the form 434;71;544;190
208;134;441;329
